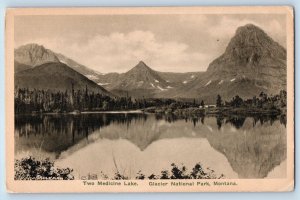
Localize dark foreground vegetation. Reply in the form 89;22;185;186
14;84;287;116
14;157;74;180
124;163;223;180
15;157;222;180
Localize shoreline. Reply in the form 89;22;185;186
16;110;144;116
15;108;284;116
143;106;284;116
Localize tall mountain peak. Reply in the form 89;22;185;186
15;43;60;67
207;23;286;74
223;23;286;61
15;43;102;79
128;61;152;73
236;23;264;34
18;43;45;50
138;60;146;65
136;60;150;69
179;23;288;102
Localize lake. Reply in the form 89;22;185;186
15;113;287;179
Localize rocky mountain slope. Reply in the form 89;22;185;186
15;62;111;95
96;61;203;98
55;53;100;81
15;43;60;67
14;43;100;79
162;24;287;102
14;60;32;73
109;61;172;97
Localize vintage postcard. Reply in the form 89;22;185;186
5;6;294;193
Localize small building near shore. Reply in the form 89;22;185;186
199;105;216;109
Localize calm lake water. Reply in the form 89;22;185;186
15;113;287;179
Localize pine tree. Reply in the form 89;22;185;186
216;94;222;107
200;100;205;108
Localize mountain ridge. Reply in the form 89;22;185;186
15;43;101;80
15;62;111;96
160;24;287;102
14;23;286;102
15;43;60;67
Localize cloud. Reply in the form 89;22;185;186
21;30;211;73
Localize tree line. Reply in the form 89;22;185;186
14;85;196;114
14;84;287;114
215;90;287;110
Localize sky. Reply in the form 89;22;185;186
14;14;286;73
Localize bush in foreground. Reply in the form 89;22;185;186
144;163;224;180
114;163;224;180
14;157;74;180
15;158;223;180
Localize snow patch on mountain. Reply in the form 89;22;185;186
98;82;110;86
157;86;167;91
205;80;212;86
59;60;67;65
86;74;98;80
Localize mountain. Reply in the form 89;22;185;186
164;24;287;102
55;53;101;80
96;61;203;98
96;73;122;89
97;61;176;98
14;60;32;73
15;62;111;95
97;24;286;101
15;44;60;67
113;61;169;97
16;24;286;102
157;71;203;84
14;43;100;80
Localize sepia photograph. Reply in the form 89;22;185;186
5;6;294;192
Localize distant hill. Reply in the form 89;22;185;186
55;53;101;80
14;60;32;73
15;62;111;96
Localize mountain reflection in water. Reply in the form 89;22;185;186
15;113;286;179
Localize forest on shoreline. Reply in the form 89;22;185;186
14;85;287;116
